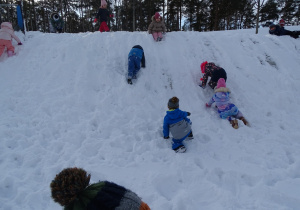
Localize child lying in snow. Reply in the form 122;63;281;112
205;78;249;129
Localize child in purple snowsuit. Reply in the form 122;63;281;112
206;78;249;129
163;97;193;153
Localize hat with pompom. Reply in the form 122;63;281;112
168;97;179;109
200;61;208;74
101;0;107;7
50;167;91;207
216;78;226;89
154;12;160;19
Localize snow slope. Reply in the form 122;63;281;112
1;27;300;210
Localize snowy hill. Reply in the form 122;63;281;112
1;27;300;210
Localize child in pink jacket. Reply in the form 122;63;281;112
0;22;22;57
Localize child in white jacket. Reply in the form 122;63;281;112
0;22;22;57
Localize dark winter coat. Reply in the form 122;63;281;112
269;24;300;39
129;45;146;67
148;16;166;34
64;181;150;210
201;63;227;89
163;109;191;140
95;8;112;23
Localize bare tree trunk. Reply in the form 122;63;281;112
255;0;260;34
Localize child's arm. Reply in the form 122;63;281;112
141;52;145;68
163;117;169;138
11;32;21;44
206;97;215;107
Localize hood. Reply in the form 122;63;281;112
1;22;13;30
166;109;185;120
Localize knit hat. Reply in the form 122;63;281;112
200;61;208;74
101;0;107;7
154;12;160;19
216;78;226;89
50;167;91;207
168;97;179;109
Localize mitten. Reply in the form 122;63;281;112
205;103;211;108
164;136;169;139
187;112;191;116
18;42;22;45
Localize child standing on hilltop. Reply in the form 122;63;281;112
163;97;193;153
148;12;166;42
205;78;249;129
93;0;114;32
0;22;22;57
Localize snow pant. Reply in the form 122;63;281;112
172;131;191;150
0;39;14;56
209;68;227;89
218;104;243;121
99;21;110;32
128;56;141;79
152;32;163;41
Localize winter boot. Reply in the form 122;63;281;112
174;145;186;153
127;79;132;85
239;117;249;126
187;131;194;140
7;50;15;57
230;119;239;129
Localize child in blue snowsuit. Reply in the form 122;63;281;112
163;97;193;153
127;45;145;84
205;78;249;129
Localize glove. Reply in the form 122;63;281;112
187;112;191;116
18;42;22;45
110;14;114;18
205;103;211;108
92;22;96;27
164;136;169;139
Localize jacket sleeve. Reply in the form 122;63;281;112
148;22;153;34
163;116;169;137
11;32;21;44
207;96;215;106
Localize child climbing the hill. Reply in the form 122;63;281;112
163;97;193;153
199;61;227;89
50;167;151;210
127;45;146;84
93;0;114;32
205;78;249;129
0;22;22;57
148;12;166;41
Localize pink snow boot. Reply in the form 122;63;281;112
7;51;15;57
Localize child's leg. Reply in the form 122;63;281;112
128;56;135;79
133;57;141;78
157;32;163;38
102;22;110;32
172;139;184;150
152;32;158;41
0;42;5;56
99;22;109;32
